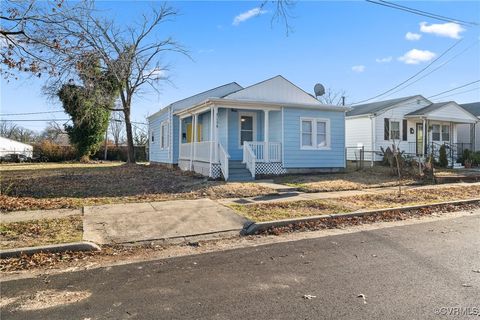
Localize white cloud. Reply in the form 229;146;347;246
419;22;465;39
375;56;392;63
232;7;267;26
398;49;436;64
148;68;167;79
405;32;422;41
352;65;366;73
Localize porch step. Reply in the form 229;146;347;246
228;174;254;182
229;160;247;169
227;161;253;181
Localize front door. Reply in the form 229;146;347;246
416;123;424;156
239;112;256;148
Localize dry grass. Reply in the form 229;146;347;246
274;166;420;192
0;162;275;212
232;185;480;222
0;216;83;250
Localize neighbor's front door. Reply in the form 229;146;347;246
416;123;424;156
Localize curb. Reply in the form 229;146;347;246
241;198;480;235
0;241;101;259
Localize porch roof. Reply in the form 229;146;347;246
404;101;478;123
173;97;351;118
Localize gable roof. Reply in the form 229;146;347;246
460;102;480;117
405;102;451;116
223;75;322;105
148;82;243;119
347;95;420;117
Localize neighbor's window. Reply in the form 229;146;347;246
432;124;440;141
441;125;450;141
151;132;155;142
301;118;330;149
160;121;169;149
390;121;400;140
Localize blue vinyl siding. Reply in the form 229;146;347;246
282;107;345;168
149;108;173;164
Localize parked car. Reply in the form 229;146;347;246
0;153;32;163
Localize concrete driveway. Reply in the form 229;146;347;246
82;199;249;244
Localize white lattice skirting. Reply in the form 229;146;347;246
255;162;286;176
211;163;222;179
178;160;222;179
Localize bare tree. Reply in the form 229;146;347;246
318;88;347;106
0;121;18;138
0;121;37;143
110;109;124;147
2;1;187;163
133;124;148;146
261;0;296;35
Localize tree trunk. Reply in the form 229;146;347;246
123;107;135;164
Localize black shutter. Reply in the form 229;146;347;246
384;118;390;140
402;120;408;141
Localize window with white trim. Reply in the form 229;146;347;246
390;121;400;140
160;121;169;150
441;125;450;141
300;118;330;149
431;124;440;141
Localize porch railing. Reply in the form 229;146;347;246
180;141;216;162
179;142;192;160
244;141;281;162
218;143;230;180
243;143;256;178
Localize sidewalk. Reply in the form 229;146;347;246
217;181;480;206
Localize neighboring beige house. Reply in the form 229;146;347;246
457;102;479;151
345;95;478;165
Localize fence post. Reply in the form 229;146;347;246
360;146;365;170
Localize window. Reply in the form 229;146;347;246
151;132;155;142
431;124;440;141
390;121;400;140
300;118;330;149
160;121;169;149
441;125;450;141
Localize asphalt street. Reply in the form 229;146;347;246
1;213;479;320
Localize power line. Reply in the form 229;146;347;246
351;39;464;105
366;0;479;27
427;80;480;99
430;87;480;101
380;40;480;98
0;110;65;116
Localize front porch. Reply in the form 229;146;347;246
177;106;284;180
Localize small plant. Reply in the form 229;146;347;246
438;144;448;168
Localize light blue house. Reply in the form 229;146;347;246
148;76;349;181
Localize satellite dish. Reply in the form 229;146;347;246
314;83;325;98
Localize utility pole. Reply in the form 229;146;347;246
342;96;346;106
104;123;108;161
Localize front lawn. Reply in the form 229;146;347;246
0;162;276;212
232;185;480;222
274;166;420;192
0;216;83;250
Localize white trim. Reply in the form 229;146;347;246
238;111;257;149
300;117;331;150
281;107;284;165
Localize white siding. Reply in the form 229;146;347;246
374;97;431;160
457;123;480;151
345;116;372;160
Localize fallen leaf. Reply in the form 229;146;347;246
302;295;316;300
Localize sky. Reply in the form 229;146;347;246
1;0;479;132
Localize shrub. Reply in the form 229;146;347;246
438;144;448;168
33;141;76;162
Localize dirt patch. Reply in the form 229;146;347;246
0;216;83;250
232;185;480;222
1;289;91;311
0;162;275;212
275;166;420;192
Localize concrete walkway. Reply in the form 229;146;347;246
217;181;480;206
82;199;249;245
0;208;81;223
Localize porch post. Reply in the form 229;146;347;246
214;106;218;162
209;107;214;176
190;114;197;170
264;110;269;162
422;118;426;156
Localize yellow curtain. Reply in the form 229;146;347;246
186;124;202;142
